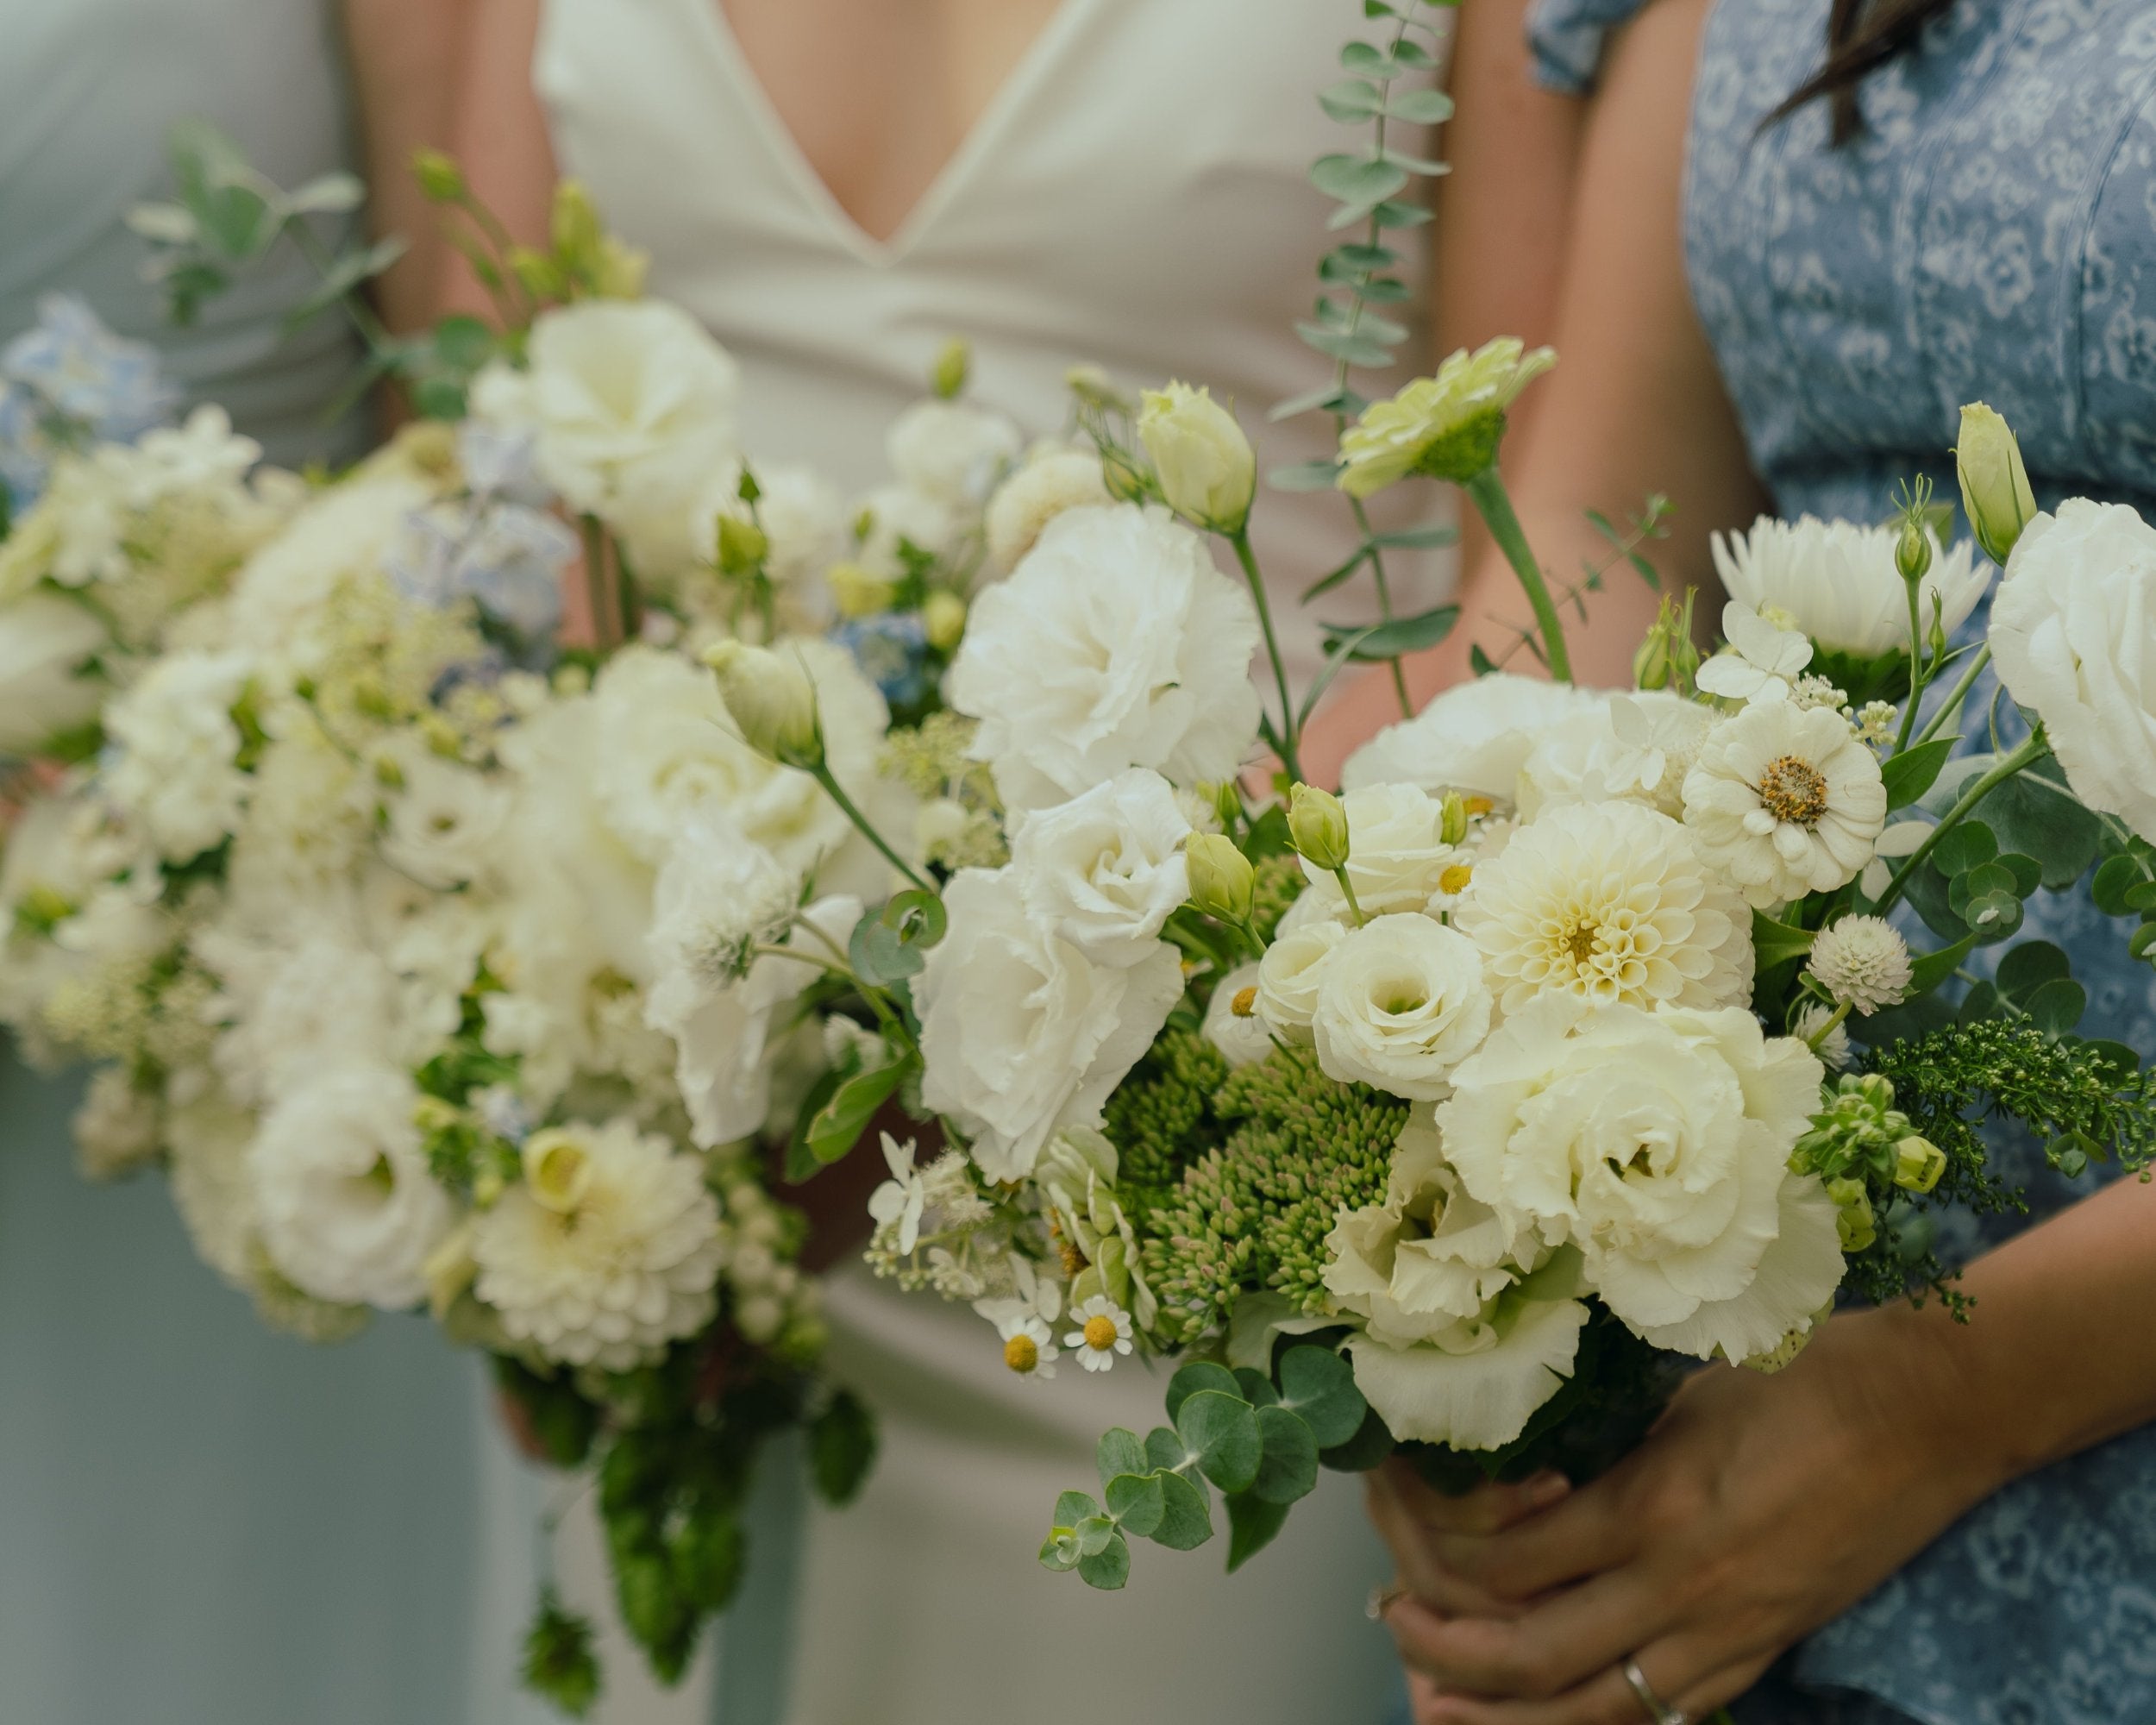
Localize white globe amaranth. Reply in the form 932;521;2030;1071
470;1116;726;1371
249;1063;458;1310
916;866;1185;1182
946;504;1262;812
1682;699;1886;907
1807;913;1912;1014
1343;672;1603;804
1310;913;1492;1100
1712;514;1988;657
1455;799;1753;1015
1010;768;1194;967
1988;499;2156;844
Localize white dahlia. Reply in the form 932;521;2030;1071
1682;700;1886;907
471;1118;725;1371
1455;800;1753;1015
1713;514;1988;658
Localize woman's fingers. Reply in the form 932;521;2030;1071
1367;1465;1564;1616
1404;1634;1758;1725
1423;1465;1645;1601
1383;1568;1680;1705
1378;1457;1575;1535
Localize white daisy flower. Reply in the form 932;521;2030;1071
1062;1294;1135;1373
1696;602;1814;706
975;1258;1064;1379
1682;700;1887;907
1712;513;1988;658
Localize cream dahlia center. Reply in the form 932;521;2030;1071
1757;754;1829;825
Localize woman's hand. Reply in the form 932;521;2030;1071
1367;1308;2007;1723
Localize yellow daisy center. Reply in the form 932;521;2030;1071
1231;985;1259;1018
1004;1333;1039;1374
1463;796;1495;818
1757;755;1830;826
1082;1314;1119;1351
1438;862;1475;895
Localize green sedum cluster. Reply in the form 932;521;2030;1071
1249;851;1307;944
1101;1030;1230;1214
1138;1045;1408;1346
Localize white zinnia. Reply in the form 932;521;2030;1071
1714;514;1988;657
1010;768;1193;967
1311;914;1491;1100
1988;499;2156;843
1683;699;1887;906
1455;800;1752;1015
470;1117;724;1371
250;1064;457;1309
916;866;1185;1182
946;504;1262;812
1807;914;1911;1014
1342;672;1603;803
985;447;1112;572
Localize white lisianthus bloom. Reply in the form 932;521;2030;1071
1255;915;1350;1042
1683;699;1886;906
985;447;1112;573
1200;962;1273;1068
1295;782;1467;919
1628;1172;1845;1365
1713;515;1988;656
102;648;256;861
1517;692;1720;821
1438;996;1841;1354
1344;1295;1589;1452
472;298;739;567
0;591;108;755
470;1117;725;1371
1696;602;1815;705
1989;499;2156;843
1342;673;1603;803
250;1063;457;1309
916;866;1185;1182
372;739;513;890
886;398;1023;507
1311;914;1491;1100
1010;768;1194;966
165;1073;261;1287
1455;800;1753;1015
946;504;1262;812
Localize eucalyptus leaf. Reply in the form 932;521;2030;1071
2025;976;2088;1036
1165;1360;1241;1424
1309;154;1410;208
2093;854;2149;916
1933;821;1997;875
1150;1467;1214;1550
1175;1390;1263;1494
1319;1403;1396;1472
1275;1345;1369;1447
1105;1471;1166;1538
1270;459;1344;492
1969;768;2101;889
1295;323;1397;368
1320;604;1459;661
1251;1405;1322;1504
1225;1491;1293;1571
1096;1427;1146;1487
1077;1529;1131;1590
1386;88;1456;122
1318;78;1385;121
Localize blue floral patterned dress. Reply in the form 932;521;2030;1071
1522;2;2156;1720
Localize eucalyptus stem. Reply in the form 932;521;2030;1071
1463;467;1572;684
1229;528;1305;783
284;217;398;363
810;762;938;898
1352;494;1414;717
1872;729;2049;914
1914;644;1991;749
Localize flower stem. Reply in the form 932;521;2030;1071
1872;729;2049;914
1805;998;1854;1050
1331;865;1367;926
1351;494;1414;718
1913;644;1991;749
580;516;624;653
810;762;938;898
1229;528;1304;784
1463;467;1572;684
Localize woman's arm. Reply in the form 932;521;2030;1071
1305;0;1766;781
1370;1172;2156;1724
436;0;561;318
342;0;477;333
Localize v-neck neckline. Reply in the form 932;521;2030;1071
695;0;1100;268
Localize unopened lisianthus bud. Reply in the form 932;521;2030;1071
1138;382;1256;534
1955;403;2037;567
1895;515;1932;586
1186;833;1257;925
931;337;971;401
1288;784;1351;872
1893;1135;1947;1195
523;1130;593;1214
703;641;823;767
827;561;897;618
411;147;465;202
1438;791;1469;847
714;512;768;576
1825;1176;1876;1252
922;589;968;652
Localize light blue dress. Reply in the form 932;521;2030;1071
0;5;495;1722
1526;2;2156;1719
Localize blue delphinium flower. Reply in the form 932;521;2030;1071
833;612;930;709
0;295;181;517
389;497;575;648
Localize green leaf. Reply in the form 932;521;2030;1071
1949;861;2019;919
1751;909;1815;971
1388;36;1439;67
1175;1390;1263;1494
1370;524;1457;549
2025;976;2088;1036
1077;1528;1131;1590
1269;459;1343;492
1996;852;2043;897
1319;1402;1396;1472
1339;40;1401;77
1295;323;1397;368
1232;1366;1280;1407
1326;242;1399;273
1149;1468;1214;1550
1271;382;1358;423
1366;198;1434;230
1882;737;1959;811
2125;880;2156;913
802;1057;908;1168
1105;1471;1165;1538
1300;545;1373;603
1320;604;1460;661
1386;88;1456;122
1377;147;1449;175
1933;821;1997;875
1318;78;1385;121
1275;1346;1369;1447
783;1066;846;1182
1053;1489;1100;1527
809;1389;878;1505
1469;643;1498;676
1309;153;1411;209
1976;768;2102;889
1904;930;1977;997
673;1511;744;1611
1251;1405;1321;1504
1225;1491;1293;1571
432;312;498;373
284;236;408;331
1964;889;2024;943
1164;1360;1240;1425
1993;942;2068;1016
1096;1427;1146;1487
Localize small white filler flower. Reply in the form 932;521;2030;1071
1063;1294;1135;1373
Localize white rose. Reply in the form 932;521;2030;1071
1297;781;1466;918
249;1063;457;1308
1011;768;1194;966
917;866;1185;1181
885;398;1022;507
1311;914;1491;1100
1712;514;1988;658
0;591;107;755
102;648;255;861
946;504;1261;812
1989;498;2156;843
1438;995;1840;1354
1254;915;1349;1041
1343;672;1603;803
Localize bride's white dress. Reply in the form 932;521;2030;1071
536;3;1449;1718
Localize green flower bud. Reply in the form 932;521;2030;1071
1438;791;1470;847
1895;515;1933;586
1955;402;2038;567
702;641;823;767
1631;592;1702;694
922;589;968;653
1138;382;1256;533
1185;833;1257;925
714;511;768;576
931;337;971;401
1825;1177;1877;1252
1287;783;1351;872
1099;443;1150;505
410;147;466;203
1892;1135;1947;1195
827;561;897;619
